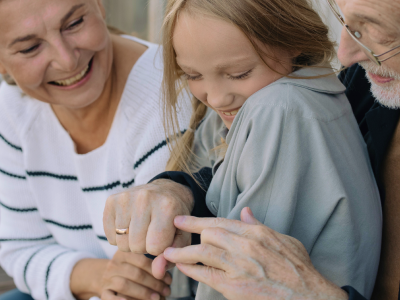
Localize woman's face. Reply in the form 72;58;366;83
173;12;293;129
0;0;113;109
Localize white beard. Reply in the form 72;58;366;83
359;61;400;109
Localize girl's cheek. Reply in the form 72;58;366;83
188;81;207;103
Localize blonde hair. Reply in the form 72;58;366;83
163;0;336;173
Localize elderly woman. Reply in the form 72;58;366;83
0;0;192;299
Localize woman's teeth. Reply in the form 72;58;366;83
222;109;240;116
53;64;89;87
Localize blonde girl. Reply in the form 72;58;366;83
161;0;381;299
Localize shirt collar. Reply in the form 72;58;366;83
272;66;346;95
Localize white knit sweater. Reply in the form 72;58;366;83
0;36;191;300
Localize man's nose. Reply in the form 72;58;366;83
337;28;370;67
50;39;79;72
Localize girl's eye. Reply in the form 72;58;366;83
19;44;40;54
183;73;202;81
228;69;253;80
66;17;84;30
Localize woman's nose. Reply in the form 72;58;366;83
337;28;370;67
50;39;79;72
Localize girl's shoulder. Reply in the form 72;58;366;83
242;68;350;123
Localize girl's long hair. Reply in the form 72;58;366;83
163;0;336;173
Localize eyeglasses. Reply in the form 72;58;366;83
327;0;400;66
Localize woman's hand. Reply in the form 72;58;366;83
163;208;349;300
103;179;194;259
101;251;172;300
70;251;172;300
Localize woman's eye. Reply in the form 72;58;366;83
66;17;84;30
19;44;40;54
183;73;202;81
228;69;253;80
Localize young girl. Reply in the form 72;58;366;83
160;0;382;299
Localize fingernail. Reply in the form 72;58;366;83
164;247;175;257
163;286;171;296
151;293;160;300
174;215;186;224
246;207;255;217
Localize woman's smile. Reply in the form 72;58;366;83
49;57;93;89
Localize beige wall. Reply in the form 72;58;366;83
102;0;166;43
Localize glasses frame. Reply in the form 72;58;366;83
326;0;400;66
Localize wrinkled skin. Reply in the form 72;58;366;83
163;208;348;300
103;179;194;278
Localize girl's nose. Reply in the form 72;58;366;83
206;83;234;110
337;28;370;67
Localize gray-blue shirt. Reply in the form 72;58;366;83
193;67;382;299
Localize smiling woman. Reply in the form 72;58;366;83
0;0;191;299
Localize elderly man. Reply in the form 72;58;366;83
104;0;400;299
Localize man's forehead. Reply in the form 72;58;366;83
337;0;400;30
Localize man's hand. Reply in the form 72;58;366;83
163;207;349;300
103;179;194;278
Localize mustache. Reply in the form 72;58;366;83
359;61;400;80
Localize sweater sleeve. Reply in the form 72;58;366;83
0;108;95;300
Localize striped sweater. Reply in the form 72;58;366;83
0;36;191;300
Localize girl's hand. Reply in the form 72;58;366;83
103;180;194;278
163;208;349;300
101;251;172;300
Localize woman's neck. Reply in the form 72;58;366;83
51;34;147;154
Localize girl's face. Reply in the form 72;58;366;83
0;0;112;109
173;12;294;129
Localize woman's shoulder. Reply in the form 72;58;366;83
0;81;42;137
243;68;351;123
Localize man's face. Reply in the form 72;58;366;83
336;0;400;108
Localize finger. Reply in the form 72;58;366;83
176;263;225;293
240;207;262;225
122;252;153;275
102;289;128;300
116;258;171;296
109;276;169;300
114;194;134;252
152;254;175;280
146;197;181;256
174;215;247;236
129;198;151;254
103;196;117;246
164;244;229;271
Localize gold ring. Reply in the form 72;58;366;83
116;228;129;235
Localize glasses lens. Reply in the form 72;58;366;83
344;26;381;66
